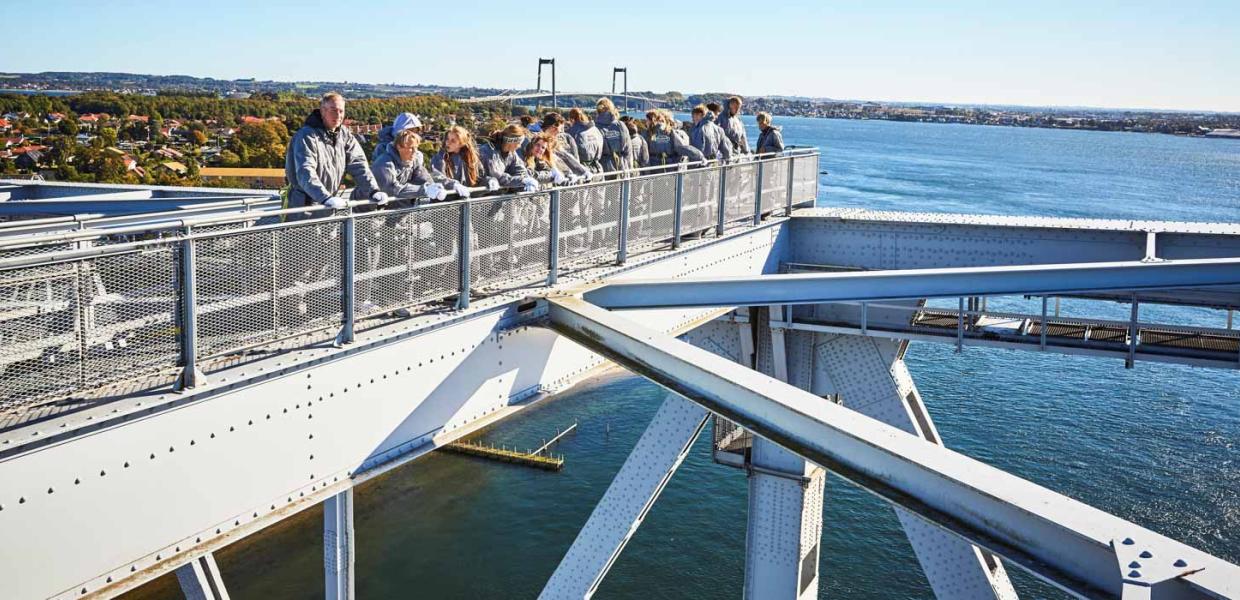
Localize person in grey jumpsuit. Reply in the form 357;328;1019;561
594;97;632;174
717;96;750;155
566;108;604;173
284;92;389;218
755;111;785;155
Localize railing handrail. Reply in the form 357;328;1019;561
0;150;819;271
0;152;821;409
0;150;819;257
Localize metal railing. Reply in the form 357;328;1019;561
0;150;818;411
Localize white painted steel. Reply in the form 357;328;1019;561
0;222;786;600
546;297;1240;599
744;312;825;600
584;258;1240;310
174;553;230;600
537;394;708;600
814;332;1017;599
324;489;355;600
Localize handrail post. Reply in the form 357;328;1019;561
548;191;560;285
457;202;471;310
716;164;727;236
785;155;797;216
672;172;684;249
617;179;630;264
335;215;356;346
752;160;765;226
175;233;204;390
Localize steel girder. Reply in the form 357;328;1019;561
583;258;1240;310
546;296;1240;599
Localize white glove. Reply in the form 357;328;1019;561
677;160;689;173
522;176;540;193
324;197;348;209
486;177;500;192
451;180;471;198
370;191;390;205
551;168;567;185
423;182;446;201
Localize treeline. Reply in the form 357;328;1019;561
0;91;479;129
1;91;519;187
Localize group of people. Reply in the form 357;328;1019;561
283;92;787;215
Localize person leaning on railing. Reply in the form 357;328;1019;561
645;109;704;170
540;112;580;162
371;112;422;161
372;128;453;207
480;125;540;193
283;92;390;218
431;125;484;198
689;104;733;163
754;111;784;155
524;132;590;186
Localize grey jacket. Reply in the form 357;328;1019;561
717;109;750;154
756;125;785;155
284;109;379;203
478;141;529;188
431;150;480;187
594;112;632;172
566;120;604;169
645;127;703;166
629;131;650;168
372;146;441;202
371;125;396;161
689;112;733;161
555;130;579;160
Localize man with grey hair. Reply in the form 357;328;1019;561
284;92;389;218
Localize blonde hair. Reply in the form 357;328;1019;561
691;104;707;117
596;97;617;115
442;125;479;186
567;107;589;124
524;132;555;170
756;112;771;126
395;128;420;149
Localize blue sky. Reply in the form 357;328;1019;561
5;0;1239;111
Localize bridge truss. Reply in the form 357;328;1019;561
1;149;1238;599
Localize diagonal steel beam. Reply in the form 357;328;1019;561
539;394;708;600
583;258;1240;310
546;296;1240;599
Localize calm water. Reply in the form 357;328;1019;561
125;118;1240;599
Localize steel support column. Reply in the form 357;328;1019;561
545;296;1240;599
175;553;230;600
324;489;355;600
744;307;826;600
813;329;1017;599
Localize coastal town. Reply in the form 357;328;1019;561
1;71;1237;187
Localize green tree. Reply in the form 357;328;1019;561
57;119;79;136
100;127;118;148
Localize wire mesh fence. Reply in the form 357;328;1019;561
471;193;550;292
792;154;819;205
354;204;460;318
760;158;789;215
0;153;816;412
626;174;677;255
558;182;622;270
681;168;721;236
723;162;757;226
